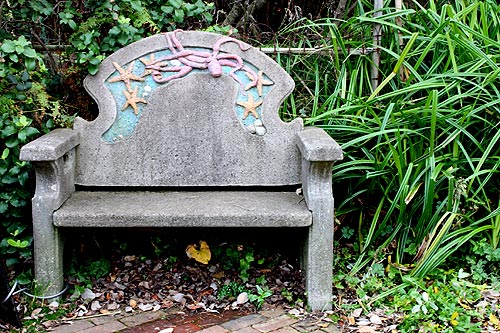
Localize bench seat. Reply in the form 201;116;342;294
53;191;312;228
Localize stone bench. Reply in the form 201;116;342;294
20;30;343;311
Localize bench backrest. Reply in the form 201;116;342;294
75;30;303;187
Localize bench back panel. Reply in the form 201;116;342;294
75;31;303;186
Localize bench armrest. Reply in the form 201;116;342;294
296;127;343;205
296;127;343;162
20;128;79;210
20;128;80;162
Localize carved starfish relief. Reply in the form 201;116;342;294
109;61;144;90
237;94;263;119
245;70;273;96
122;87;147;115
140;54;168;79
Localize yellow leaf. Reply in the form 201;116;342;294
490;313;500;327
186;241;211;264
450;311;459;326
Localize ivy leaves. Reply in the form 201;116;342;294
0;36;40;73
0;113;39;186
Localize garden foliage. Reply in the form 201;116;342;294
0;0;499;286
277;0;500;278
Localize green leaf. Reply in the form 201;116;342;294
0;161;7;175
161;5;174;14
117;34;130;45
0;202;7;214
5;136;19;148
25;58;36;71
184;3;196;12
203;12;213;23
17;115;30;127
129;0;143;11
45;118;54;128
17;129;26;141
89;57;101;65
9;53;18;62
1;148;9;160
168;0;182;9
109;26;121;35
1;40;16;53
25;127;39;137
88;65;99;75
18;171;28;186
7;239;29;248
2;174;18;184
16;36;30;47
69;20;77;30
173;8;185;23
1;126;17;137
22;48;37;58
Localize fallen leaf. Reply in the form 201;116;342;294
348;317;356;325
356;318;371;326
138;303;153;311
351;308;363;317
107;302;119;310
490;313;500;328
48;301;59;311
357;326;376;333
213;271;225;279
81;288;96;301
186;241;211;264
171;292;185;303
129;299;137;308
159;328;174;333
91;300;101;311
369;314;383;325
235;292;249;305
31;308;42;318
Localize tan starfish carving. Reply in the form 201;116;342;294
245;70;273;96
139;54;167;78
237;94;262;119
122;87;147;115
139;54;156;77
140;54;156;66
109;61;144;90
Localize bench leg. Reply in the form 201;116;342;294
32;197;64;298
304;200;334;311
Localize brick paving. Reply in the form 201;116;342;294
49;307;341;333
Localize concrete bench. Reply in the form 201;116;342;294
20;30;343;311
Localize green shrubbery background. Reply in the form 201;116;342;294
1;0;499;286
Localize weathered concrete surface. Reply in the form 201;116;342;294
77;30;303;187
18;30;344;311
53;191;312;227
296;127;343;162
20;128;79;161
